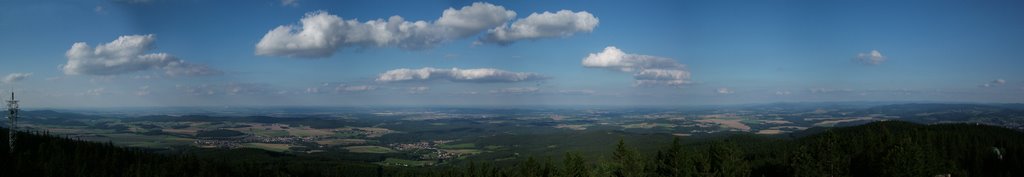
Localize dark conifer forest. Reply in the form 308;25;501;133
2;121;1022;177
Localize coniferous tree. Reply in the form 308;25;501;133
655;137;695;177
708;140;749;177
519;156;542;177
612;139;645;177
563;152;590;177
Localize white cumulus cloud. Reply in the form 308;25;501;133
255;3;515;58
62;34;221;76
376;67;546;83
582;46;691;86
479;10;598;45
2;73;32;83
256;3;599;58
855;50;886;65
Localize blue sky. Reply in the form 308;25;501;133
1;0;1022;108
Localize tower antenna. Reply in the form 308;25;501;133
7;91;18;152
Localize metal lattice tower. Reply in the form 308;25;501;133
6;92;18;152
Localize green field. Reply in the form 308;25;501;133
241;143;293;152
250;129;290;137
316;139;368;146
377;158;435;167
438;143;475;149
87;133;194;148
344;146;396;153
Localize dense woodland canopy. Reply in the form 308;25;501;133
1;121;1022;177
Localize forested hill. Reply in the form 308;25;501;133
2;121;1023;177
0;128;383;177
772;121;1024;177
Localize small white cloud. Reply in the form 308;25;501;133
113;0;153;4
407;86;430;94
855;50;886;65
62;34;221;76
94;6;104;13
135;85;151;96
280;0;298;6
809;88;855;94
558;89;596;95
376;67;546;83
716;88;734;94
490;87;539;94
479;10;599;45
774;91;791;95
582;46;691;86
981;79;1007;87
633;69;691;86
305;87;320;94
130;75;158;80
86;88;106;96
335;85;375;92
2;73;32;83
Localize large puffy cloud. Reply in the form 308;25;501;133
62;34;221;76
255;3;515;58
582;46;691;86
256;3;600;58
436;3;518;38
479;10;598;45
376;67;546;83
2;73;32;83
855;50;886;65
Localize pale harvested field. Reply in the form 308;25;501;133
696;119;751;131
161;122;214;136
622;123;676;129
756;129;786;135
317;139;368;146
761;120;792;124
345;146;396;153
813;117;873;127
672;133;692;137
768;126;809;130
555;124;590;130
